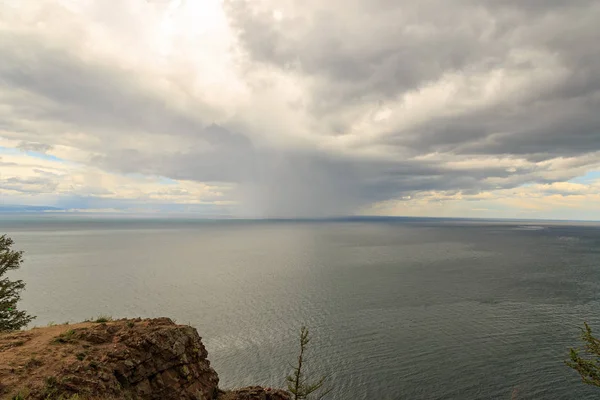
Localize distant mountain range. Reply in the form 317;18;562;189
0;205;64;213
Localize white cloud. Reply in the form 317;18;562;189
365;179;600;220
0;149;232;207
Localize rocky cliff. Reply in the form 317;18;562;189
0;318;291;400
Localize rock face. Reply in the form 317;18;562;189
218;386;292;400
0;318;291;400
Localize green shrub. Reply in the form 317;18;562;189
94;316;112;323
0;235;35;331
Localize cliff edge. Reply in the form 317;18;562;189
0;318;290;400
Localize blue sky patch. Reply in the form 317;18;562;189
158;177;178;185
570;170;600;184
0;146;64;162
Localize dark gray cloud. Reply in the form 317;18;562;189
225;0;600;158
386;93;600;159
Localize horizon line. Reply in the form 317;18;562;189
1;211;599;224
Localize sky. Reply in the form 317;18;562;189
0;0;600;219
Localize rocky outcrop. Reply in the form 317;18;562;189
0;318;291;400
218;386;292;400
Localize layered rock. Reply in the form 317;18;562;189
219;386;292;400
0;318;290;400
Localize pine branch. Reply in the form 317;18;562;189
0;235;35;331
286;326;331;400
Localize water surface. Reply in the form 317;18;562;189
2;216;600;399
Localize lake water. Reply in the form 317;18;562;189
2;216;600;399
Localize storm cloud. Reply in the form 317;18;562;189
0;0;599;217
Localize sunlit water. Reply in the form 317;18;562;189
2;216;600;399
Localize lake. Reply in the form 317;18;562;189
2;216;600;399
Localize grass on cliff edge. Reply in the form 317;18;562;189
82;315;113;324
